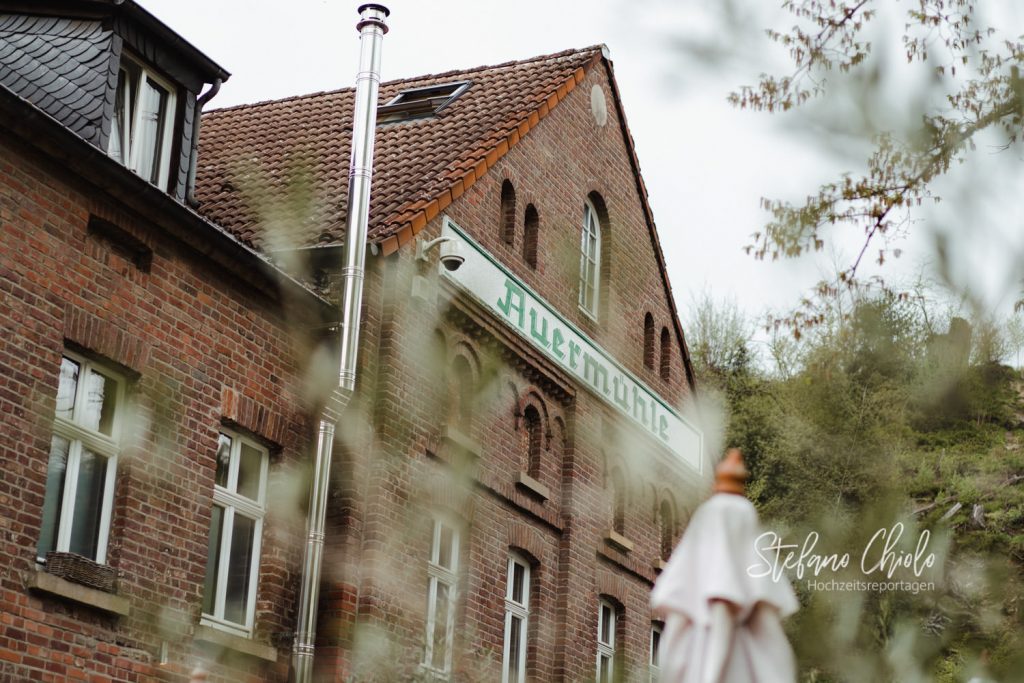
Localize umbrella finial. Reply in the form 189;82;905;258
713;448;749;495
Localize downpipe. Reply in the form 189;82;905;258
291;5;389;682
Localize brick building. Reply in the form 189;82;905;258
0;2;706;681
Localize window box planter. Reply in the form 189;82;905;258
45;551;117;593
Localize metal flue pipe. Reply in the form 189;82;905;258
292;5;389;681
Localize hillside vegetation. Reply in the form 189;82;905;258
692;293;1024;682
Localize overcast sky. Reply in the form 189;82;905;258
142;0;1024;335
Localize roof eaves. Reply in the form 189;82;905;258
120;0;230;81
375;52;600;258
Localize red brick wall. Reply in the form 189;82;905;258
0;137;319;682
317;61;705;682
1;52;704;683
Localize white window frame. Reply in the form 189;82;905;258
501;553;530;683
108;53;178;189
422;517;460;677
38;350;124;565
200;429;268;638
578;199;602;319
597;598;617;683
649;623;663;682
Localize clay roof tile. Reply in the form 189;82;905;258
194;46;602;253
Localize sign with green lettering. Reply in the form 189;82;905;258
440;217;703;472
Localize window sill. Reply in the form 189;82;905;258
194;624;278;662
604;529;635;553
25;568;130;616
515;471;549;501
577;304;599;324
417;664;451;681
653;558;668;573
439;425;481;459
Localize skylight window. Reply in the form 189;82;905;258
377;81;471;123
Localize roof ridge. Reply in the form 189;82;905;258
205;45;604;116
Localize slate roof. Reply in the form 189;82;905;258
194;46;602;255
0;14;116;147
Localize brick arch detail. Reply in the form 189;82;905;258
605;457;631;504
447;335;482;385
220;386;290;447
416;471;475;524
516;386;552;447
506;522;545;566
646;482;660;522
503;377;522;426
500;178;517;245
63;306;150;373
596;568;628;607
550;415;566;450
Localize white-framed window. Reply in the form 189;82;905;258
37;352;124;564
649;623;663;682
423;517;460;676
578;200;602;318
108;53;177;189
501;553;530;683
200;430;268;637
596;598;617;683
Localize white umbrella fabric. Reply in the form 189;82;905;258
651;449;799;683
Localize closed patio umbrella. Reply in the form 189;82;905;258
651;449;799;683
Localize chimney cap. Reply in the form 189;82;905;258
358;3;391;17
357;3;390;33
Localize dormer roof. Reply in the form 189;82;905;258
0;0;227;149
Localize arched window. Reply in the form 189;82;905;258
523;204;539;269
578;200;601;317
451;355;474;429
659;500;674;561
501;180;516;245
523;405;542;477
643;313;655;370
660;327;671;381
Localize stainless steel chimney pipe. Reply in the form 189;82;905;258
292;5;388;681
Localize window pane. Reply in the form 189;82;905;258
651;629;661;665
431;582;451;670
600;604;612;644
508;614;523;681
215;433;232;488
202;504;224;615
237;442;262;500
81;369;118;436
37;435;71;559
123;61;140;137
68;448;108;560
600;654;613;682
135;77;169;184
438;524;454;570
56;358;80;420
511;561;525;604
224;513;256;625
109;72;128;163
